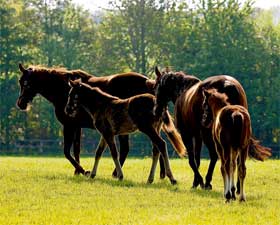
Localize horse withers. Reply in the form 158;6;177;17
64;79;186;184
202;88;251;202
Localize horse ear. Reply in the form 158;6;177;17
202;88;210;98
68;79;75;88
19;63;27;73
155;66;162;79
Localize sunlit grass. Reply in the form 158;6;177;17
0;156;279;225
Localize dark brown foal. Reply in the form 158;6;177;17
65;79;186;184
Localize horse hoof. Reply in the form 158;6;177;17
239;198;246;202
90;173;96;179
118;175;124;181
147;179;154;184
225;199;231;203
74;170;80;176
84;171;91;177
160;172;166;179
204;183;212;190
112;170;118;178
171;179;177;185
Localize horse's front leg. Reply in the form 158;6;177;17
73;128;90;175
104;135;123;180
63;125;86;175
90;137;107;178
147;144;160;184
112;135;129;178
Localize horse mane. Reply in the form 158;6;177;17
28;65;93;82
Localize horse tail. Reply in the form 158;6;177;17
231;111;245;149
248;137;272;161
162;110;186;158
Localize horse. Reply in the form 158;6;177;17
202;88;251;202
17;63;162;176
153;67;271;190
64;79;186;184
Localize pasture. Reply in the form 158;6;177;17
0;156;279;225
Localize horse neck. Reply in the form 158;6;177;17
34;70;68;107
80;87;117;115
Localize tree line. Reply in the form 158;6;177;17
0;0;279;156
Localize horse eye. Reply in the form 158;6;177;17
74;94;79;99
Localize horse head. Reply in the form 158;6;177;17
201;88;230;128
17;63;38;110
65;78;83;118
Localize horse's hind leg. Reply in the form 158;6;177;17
230;151;238;200
238;148;247;202
142;127;177;185
203;129;218;190
112;135;129;178
147;145;160;184
90;137;107;179
182;134;204;188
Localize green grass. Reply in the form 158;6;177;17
0;157;279;225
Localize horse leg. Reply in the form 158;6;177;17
112;135;129;178
90;137;107;179
73;128;86;175
194;136;202;169
182;135;204;188
236;156;241;195
230;150;238;200
63;125;85;175
224;150;231;203
238;148;247;202
159;155;166;179
103;135;123;180
203;130;218;190
142;127;177;185
147;144;160;184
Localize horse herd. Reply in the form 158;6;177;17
16;63;271;202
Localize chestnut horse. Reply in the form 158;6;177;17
202;89;251;202
17;64;161;176
65;79;186;184
153;67;271;190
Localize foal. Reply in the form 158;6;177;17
65;79;186;184
202;89;251;202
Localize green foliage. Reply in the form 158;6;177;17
0;0;279;153
0;157;279;224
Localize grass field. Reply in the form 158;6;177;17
0;156;279;225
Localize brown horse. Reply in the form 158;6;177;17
202;89;251;202
17;63;160;176
153;67;271;190
65;79;186;184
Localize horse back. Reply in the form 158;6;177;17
216;105;251;149
88;72;153;99
201;75;248;108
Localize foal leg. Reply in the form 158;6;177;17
147;145;160;184
238;148;247;202
112;135;129;178
230;151;238;200
90;137;107;179
104;135;123;180
142;127;177;185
